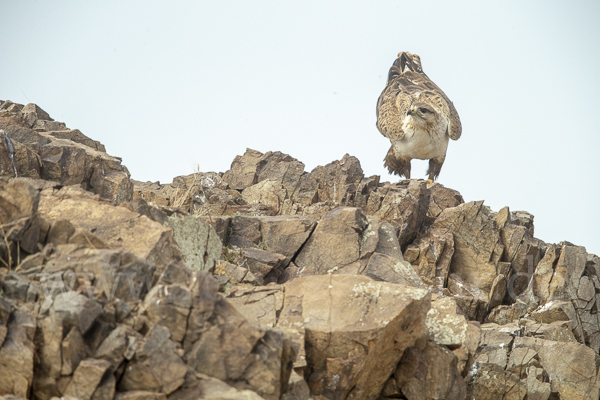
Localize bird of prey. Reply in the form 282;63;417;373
376;52;461;183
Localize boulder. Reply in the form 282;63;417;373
295;207;369;275
64;358;112;400
39;186;175;267
119;324;188;395
183;272;296;400
434;201;504;299
164;213;222;272
372;180;429;248
393;340;466;400
277;274;431;399
0;312;36;398
50;292;102;334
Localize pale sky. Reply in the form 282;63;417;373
2;1;599;255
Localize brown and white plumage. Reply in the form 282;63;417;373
376;52;461;182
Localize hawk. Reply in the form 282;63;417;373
376;52;461;183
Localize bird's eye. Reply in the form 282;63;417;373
419;108;429;113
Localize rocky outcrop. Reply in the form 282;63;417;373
1;100;599;399
0;101;131;204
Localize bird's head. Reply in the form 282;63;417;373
407;104;436;126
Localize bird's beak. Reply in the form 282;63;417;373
407;107;415;116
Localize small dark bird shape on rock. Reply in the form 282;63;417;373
376;52;461;183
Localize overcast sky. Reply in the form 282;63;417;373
2;1;599;255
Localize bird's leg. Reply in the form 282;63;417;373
426;155;446;183
404;160;411;180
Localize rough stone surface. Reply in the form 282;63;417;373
278;274;430;399
164;213;222;272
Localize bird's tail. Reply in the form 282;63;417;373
387;52;423;82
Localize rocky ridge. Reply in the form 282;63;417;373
0;100;599;399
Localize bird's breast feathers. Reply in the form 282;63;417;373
393;115;449;160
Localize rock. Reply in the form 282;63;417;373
225;285;283;328
242;180;286;214
434;201;504;299
32;314;63;399
0;312;36;398
282;371;310;400
302;153;364;205
95;324;142;372
466;362;526;400
228;215;262;249
45;129;106;152
277;274;430;400
373;180;429;248
21;103;52;128
61;327;87;375
394;340;466;400
141;284;192;342
40;245;155;302
426;296;470;347
51;292;102;334
64;358;112;400
404;227;454;289
115;391;167;400
426;182;464;219
2;272;30;301
295;207;369;274
497;210;545;297
1;116;132;204
222;148;268;190
243;247;289;285
513;336;600;399
183;272;295;400
164;213;222;272
39;186;175;267
259;216;316;258
168;373;267;400
119;324;188;395
361;253;424;287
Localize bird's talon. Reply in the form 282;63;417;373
426;179;433;184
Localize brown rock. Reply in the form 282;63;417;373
183;272;295;400
0;312;36;398
435;201;504;298
259;215;316;258
277;274;430;400
242;180;286;214
119;324;188;395
295;207;368;274
243;247;289;285
61;327;87;376
395;340;466;400
404;227;454;288
225;285;283;328
21;103;52;128
374;180;429;247
222;148;267;190
512;336;600;399
466;363;526;400
425;296;469;347
142;284;191;342
426;182;464;219
41;245;155;302
39;186;175;266
115;391;167;400
64;358;112;400
51;292;102;334
362;253;424;287
168;373;267;400
45;129;106;152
